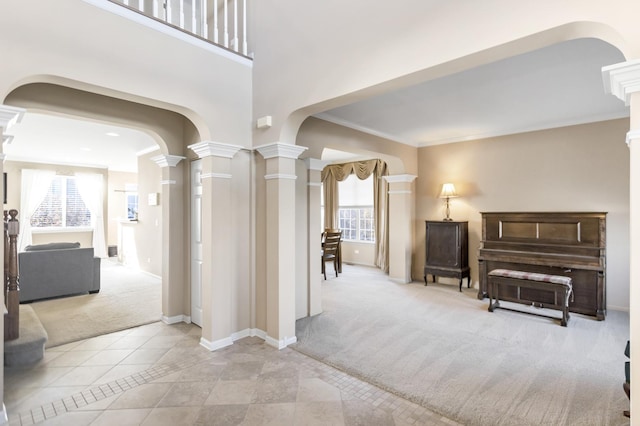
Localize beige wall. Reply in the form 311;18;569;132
415;118;630;310
341;241;376;266
254;155;267;331
134;153;163;277
230;150;253;332
297;117;416;175
295;160;309;319
294;116;630;310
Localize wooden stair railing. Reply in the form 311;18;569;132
4;209;19;341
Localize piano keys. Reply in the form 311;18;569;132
477;212;606;320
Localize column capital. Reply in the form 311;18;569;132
384;174;417;184
188;141;243;159
150;154;185;168
602;59;640;106
627;130;640;147
0;105;26;144
255;142;308;159
304;158;330;171
0;105;25;133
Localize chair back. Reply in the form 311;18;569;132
322;230;342;258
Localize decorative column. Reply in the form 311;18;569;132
384;174;417;283
305;158;329;317
150;154;186;324
188;141;243;350
256;142;307;348
0;104;25;425
603;59;640;417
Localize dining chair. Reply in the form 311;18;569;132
321;230;342;279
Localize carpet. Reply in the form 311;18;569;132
294;265;630;426
29;260;161;348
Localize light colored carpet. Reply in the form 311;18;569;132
29;260;161;348
294;264;630;426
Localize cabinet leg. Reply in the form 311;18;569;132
424;275;427;286
459;279;462;292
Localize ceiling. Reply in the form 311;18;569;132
2;38;629;169
4;113;158;173
316;38;629;148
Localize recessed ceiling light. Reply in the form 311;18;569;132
106;132;120;137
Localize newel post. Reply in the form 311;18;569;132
4;209;19;341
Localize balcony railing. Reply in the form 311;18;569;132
110;0;249;57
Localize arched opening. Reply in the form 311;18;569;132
2;81;202;345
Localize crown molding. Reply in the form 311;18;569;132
255;142;308;160
202;172;232;180
384;174;417;183
627;129;640;147
188;141;243;159
150;154;185;167
602;59;640;106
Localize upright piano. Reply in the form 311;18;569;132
477;212;606;320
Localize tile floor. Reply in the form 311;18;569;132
4;321;460;425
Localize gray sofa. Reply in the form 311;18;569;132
18;242;101;302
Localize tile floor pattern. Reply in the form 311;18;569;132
4;322;461;426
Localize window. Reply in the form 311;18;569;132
125;184;139;221
338;174;374;243
126;194;139;221
31;176;91;228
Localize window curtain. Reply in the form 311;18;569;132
321;159;389;272
76;173;108;258
18;169;56;252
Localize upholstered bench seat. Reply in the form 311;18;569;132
487;268;573;326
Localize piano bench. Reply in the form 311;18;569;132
487;269;573;326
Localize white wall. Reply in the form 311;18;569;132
252;0;640;148
0;0;252;147
107;170;138;247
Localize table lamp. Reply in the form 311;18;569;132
439;183;458;221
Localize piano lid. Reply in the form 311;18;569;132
481;212;606;248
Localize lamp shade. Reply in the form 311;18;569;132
439;183;458;198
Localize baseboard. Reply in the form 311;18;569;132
200;336;233;351
250;328;267;340
246;327;297;349
265;334;297;349
198;329;254;351
608;305;630;313
161;314;191;324
232;328;251;341
198;328;296;352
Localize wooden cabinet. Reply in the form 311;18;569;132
424;221;470;291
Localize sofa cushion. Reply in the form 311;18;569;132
24;242;81;251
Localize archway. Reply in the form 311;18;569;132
3;81;202;329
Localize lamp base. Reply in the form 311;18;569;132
442;218;453;221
